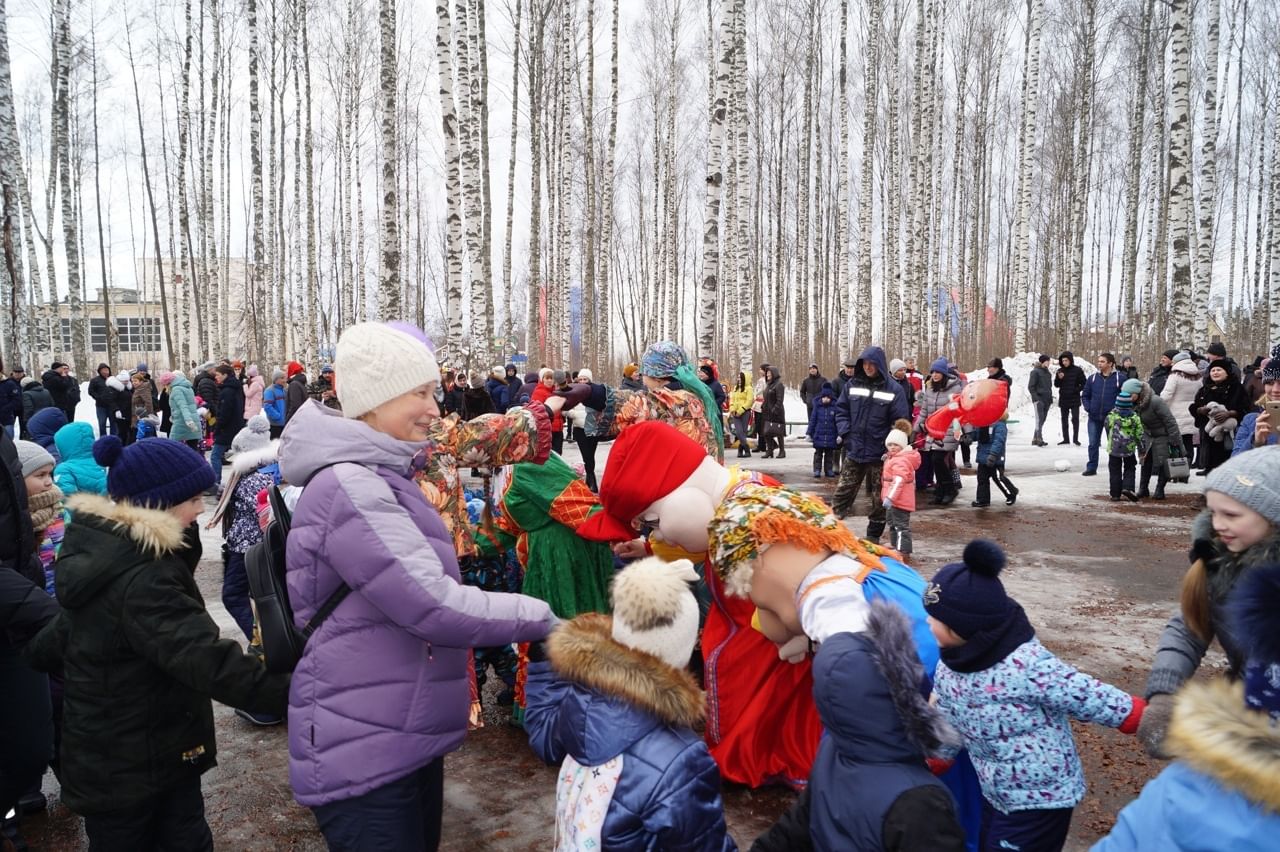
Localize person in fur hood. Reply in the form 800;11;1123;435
1138;445;1280;756
26;434;289;849
524;556;736;851
1095;563;1280;851
751;599;966;852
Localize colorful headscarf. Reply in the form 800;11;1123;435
640;341;724;451
709;481;891;598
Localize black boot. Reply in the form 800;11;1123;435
777;439;786;459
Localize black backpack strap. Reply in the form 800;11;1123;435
301;583;352;640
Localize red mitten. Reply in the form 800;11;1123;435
926;757;955;776
1119;696;1147;735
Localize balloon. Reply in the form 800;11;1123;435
925;378;1010;440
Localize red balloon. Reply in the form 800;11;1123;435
925;378;1010;440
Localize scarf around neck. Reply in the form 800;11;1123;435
940;601;1036;674
29;486;64;534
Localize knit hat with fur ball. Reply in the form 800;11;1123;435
92;435;216;508
1206;445;1280;526
924;540;1014;639
333;322;441;420
885;428;909;450
610;556;701;670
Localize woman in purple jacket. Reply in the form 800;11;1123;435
279;322;557;851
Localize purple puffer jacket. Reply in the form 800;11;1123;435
279;402;555;806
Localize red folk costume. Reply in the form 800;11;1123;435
578;422;824;788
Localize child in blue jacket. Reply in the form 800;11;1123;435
926;540;1146;852
972;416;1018;507
806;381;839;478
525;557;735;851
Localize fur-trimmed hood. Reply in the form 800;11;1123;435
814;599;961;763
65;493;188;556
229;441;278;476
1168;678;1280;812
58;493;196;609
547;611;706;736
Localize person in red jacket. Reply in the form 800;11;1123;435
530;368;565;454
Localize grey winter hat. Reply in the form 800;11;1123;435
1172;351;1192;364
1206;445;1280;526
14;439;55;477
272;368;286;382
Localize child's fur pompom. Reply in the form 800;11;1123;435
893;418;913;435
611;557;698;632
963;539;1006;577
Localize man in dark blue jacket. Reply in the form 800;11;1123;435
484;368;509;412
1081;352;1126;476
208;366;245;493
832;345;910;541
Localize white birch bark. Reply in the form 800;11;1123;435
437;0;466;360
1065;0;1096;347
1193;0;1220;339
855;0;877;344
502;0;521;343
1167;0;1194;345
1011;0;1044;353
697;0;736;358
378;0;401;319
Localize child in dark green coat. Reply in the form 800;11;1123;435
28;435;289;850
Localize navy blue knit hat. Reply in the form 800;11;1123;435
929;357;950;376
924;540;1013;639
92;435;217;509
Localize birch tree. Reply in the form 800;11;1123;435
437;0;466;359
1011;0;1044;353
1193;0;1220;339
1167;0;1194;345
697;0;736;357
378;0;400;318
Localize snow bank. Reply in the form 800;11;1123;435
963;352;1097;422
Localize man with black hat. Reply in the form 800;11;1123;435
986;358;1013;388
800;363;826;417
1147;350;1177;396
41;362;80;423
1027;355;1053;446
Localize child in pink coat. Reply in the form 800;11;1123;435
881;419;921;556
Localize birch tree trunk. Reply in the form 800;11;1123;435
247;0;265;360
501;0;522;344
53;0;86;373
302;0;317;363
1167;0;1194;345
1064;0;1096;348
1120;0;1153;351
1193;0;1220;339
1269;103;1280;341
697;0;736;357
378;0;401;318
474;0;494;353
731;0;751;370
437;0;466;360
599;0;619;366
89;28;116;367
1010;0;1044;353
0;0;35;368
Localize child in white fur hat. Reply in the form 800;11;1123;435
525;557;735;851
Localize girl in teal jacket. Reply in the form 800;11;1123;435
162;373;202;445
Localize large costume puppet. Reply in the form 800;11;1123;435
577;420;937;788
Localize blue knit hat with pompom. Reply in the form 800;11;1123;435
92;435;217;509
924;540;1013;639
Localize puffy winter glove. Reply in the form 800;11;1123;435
1189;538;1217;566
776;635;810;664
554;382;594;411
985;456;1000;469
1136;692;1175;758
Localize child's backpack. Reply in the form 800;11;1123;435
245;485;350;673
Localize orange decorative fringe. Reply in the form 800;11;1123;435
749;509;862;558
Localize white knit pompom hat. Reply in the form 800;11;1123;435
610;557;700;670
334;322;441;419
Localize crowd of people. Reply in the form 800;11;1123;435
1;331;1279;852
